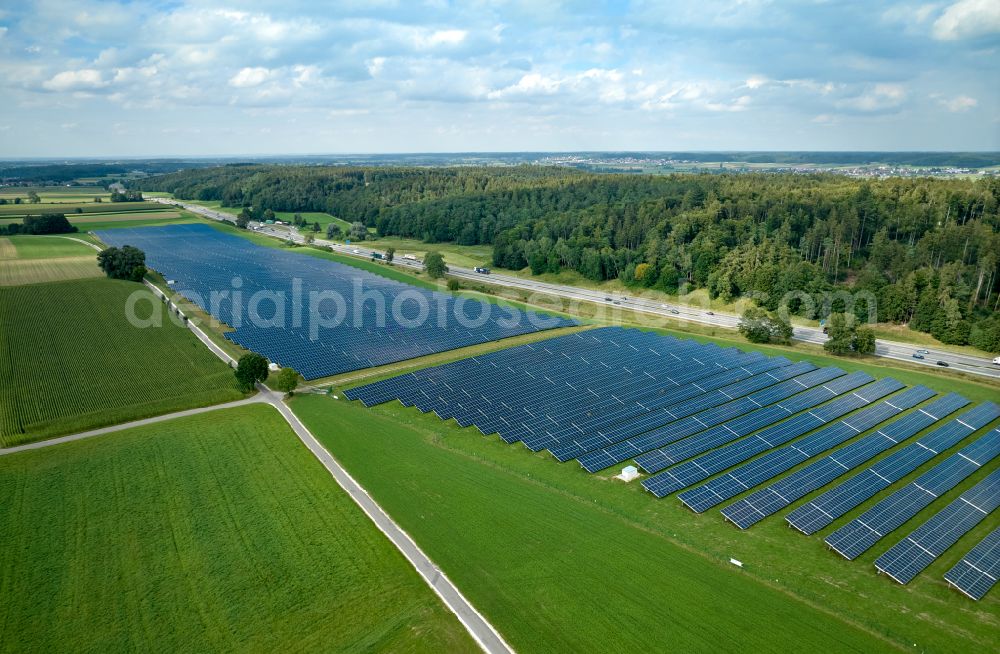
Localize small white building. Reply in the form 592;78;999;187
268;362;280;372
616;465;640;482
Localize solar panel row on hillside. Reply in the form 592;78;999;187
522;356;787;452
875;468;1000;585
97;224;574;379
352;328;771;446
679;385;933;513
786;403;1000;535
642;377;904;498
349;327;913;476
720;393;970;529
346;328;815;460
637;371;870;477
826;427;1000;560
572;361;819;471
944;526;1000;600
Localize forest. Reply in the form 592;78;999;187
135;165;1000;351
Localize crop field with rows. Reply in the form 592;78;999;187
0;278;243;445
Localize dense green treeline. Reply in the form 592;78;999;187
135;166;1000;350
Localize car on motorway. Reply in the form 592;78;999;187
606;297;613;302
670;309;680;314
936;360;949;367
916;349;930;354
993;356;1000;365
912;353;924;360
706;311;714;315
474;267;491;274
352;249;360;254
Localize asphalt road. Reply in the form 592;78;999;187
152;197;1000;380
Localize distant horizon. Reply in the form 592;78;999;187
3;149;1000;162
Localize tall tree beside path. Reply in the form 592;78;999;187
97;246;147;282
273;367;300;394
234;353;269;392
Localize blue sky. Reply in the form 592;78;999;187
0;0;997;156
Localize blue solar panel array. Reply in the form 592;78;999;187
96;224;574;379
527;358;796;454
637;371;870;477
573;361;819;472
786;403;1000;535
348;328;774;446
641;377;902;498
720;393;970;529
679;385;934;513
874;468;1000;585
826;427;1000;560
944;526;1000;600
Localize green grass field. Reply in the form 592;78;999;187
0;404;475;653
0;201;163;216
0;186;110;203
0;211;178;226
292;392;1000;654
0;235;102;286
0;278;243;445
7;235;95;259
74;216;198;232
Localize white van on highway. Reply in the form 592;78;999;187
993;356;1000;365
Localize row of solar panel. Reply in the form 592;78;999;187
345;326;999;597
96;224;575;378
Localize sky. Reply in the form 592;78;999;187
0;0;998;156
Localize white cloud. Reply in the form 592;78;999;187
42;69;108;91
424;30;469;47
488;72;561;99
292;65;320;87
367;57;386;76
932;0;1000;40
230;67;272;88
837;83;907;112
329;108;370;116
706;94;751;112
939;94;978;111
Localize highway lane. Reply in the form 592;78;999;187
151;197;1000;380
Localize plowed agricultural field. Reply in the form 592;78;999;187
0;278;242;445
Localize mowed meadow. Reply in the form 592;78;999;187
0;277;242;445
292;393;1000;654
0;405;475;652
0;235;103;286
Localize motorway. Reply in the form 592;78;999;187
152;197;1000;380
